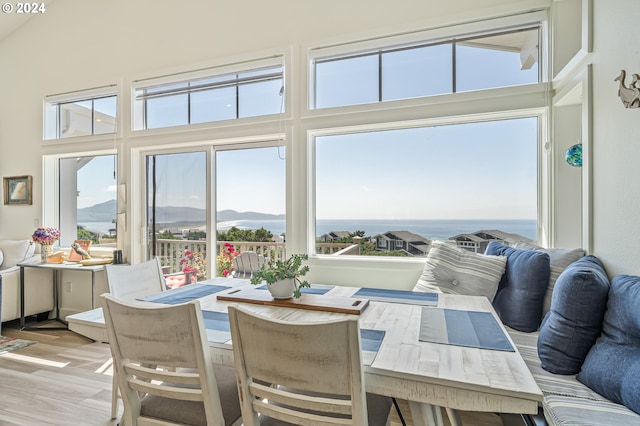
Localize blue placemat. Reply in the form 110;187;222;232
137;284;230;305
202;310;232;343
256;284;334;295
419;308;514;352
354;287;438;306
361;328;385;366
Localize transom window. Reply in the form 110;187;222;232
44;87;117;140
133;65;284;130
312;26;540;109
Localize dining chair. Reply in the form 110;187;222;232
101;294;242;426
227;304;393;426
105;257;166;300
104;257;167;419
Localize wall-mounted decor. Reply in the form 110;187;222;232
566;143;583;167
3;175;32;205
615;70;640;108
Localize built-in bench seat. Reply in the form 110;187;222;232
507;327;640;426
412;241;640;426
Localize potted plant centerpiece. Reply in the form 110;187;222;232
250;253;310;299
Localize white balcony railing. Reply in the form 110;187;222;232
155;239;357;276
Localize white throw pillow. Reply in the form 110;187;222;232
0;240;35;269
513;242;585;316
0;248;4;269
414;240;507;301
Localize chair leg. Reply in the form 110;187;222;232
111;370;119;419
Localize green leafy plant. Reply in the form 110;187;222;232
250;253;310;298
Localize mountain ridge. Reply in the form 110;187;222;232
77;199;284;222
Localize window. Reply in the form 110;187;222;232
314;117;538;257
133;65;284;130
216;145;286;269
44;87;117;140
312;26;540;109
146;152;207;275
58;154;118;247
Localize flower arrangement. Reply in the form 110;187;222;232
216;242;238;277
32;227;61;245
179;249;206;282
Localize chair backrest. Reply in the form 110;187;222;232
228;304;368;425
101;294;226;426
105;257;165;300
232;251;266;279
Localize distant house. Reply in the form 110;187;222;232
449;229;532;253
373;231;431;256
318;231;352;242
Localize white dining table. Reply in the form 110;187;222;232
66;277;542;426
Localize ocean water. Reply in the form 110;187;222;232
82;218;537;241
218;219;537;241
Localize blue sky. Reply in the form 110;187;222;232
78;36;538;221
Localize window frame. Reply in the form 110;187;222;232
307;10;548;110
306;108;548;258
131;56;285;132
42;149;119;255
43;85;118;141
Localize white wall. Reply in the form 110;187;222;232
590;0;640;276
4;0;639;285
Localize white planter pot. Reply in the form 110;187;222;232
267;278;296;299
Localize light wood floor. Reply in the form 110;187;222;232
0;318;506;426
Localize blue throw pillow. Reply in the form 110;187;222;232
537;256;610;375
485;242;550;332
578;275;640;415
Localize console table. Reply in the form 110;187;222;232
18;261;105;331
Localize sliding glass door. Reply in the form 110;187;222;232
146;151;207;277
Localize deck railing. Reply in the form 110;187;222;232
155;239;358;276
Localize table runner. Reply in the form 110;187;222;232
137;283;230;304
201;309;384;363
354;287;438;306
419;307;514;352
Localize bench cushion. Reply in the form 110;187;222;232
414;240;506;301
543;394;640;426
578;274;640;415
514;243;585;317
486;242;550;332
537;255;610;375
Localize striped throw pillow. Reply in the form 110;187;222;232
414;241;507;301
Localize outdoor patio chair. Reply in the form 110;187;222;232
232;251;266;279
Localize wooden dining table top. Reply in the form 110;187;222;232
66;277;542;420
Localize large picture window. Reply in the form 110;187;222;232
314;117;539;257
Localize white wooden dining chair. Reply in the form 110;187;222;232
105;257;166;300
228;304;393;426
104;257;167;419
101;294;242;426
232;251;266;279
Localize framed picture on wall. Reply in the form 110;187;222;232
3;175;32;205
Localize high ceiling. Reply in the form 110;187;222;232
0;0;55;42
